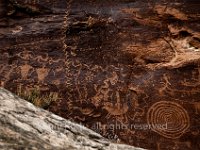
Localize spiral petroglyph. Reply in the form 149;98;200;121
147;101;190;139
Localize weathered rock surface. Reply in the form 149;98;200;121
0;88;144;150
0;0;200;150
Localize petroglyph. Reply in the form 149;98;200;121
0;0;200;149
147;101;190;139
20;64;32;79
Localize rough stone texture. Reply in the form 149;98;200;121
0;0;200;150
0;88;144;150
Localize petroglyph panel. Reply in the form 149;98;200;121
0;0;200;150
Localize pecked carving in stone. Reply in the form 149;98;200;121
0;0;200;149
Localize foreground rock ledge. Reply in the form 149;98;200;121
0;88;144;150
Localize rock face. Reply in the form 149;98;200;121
0;0;200;150
0;88;144;150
